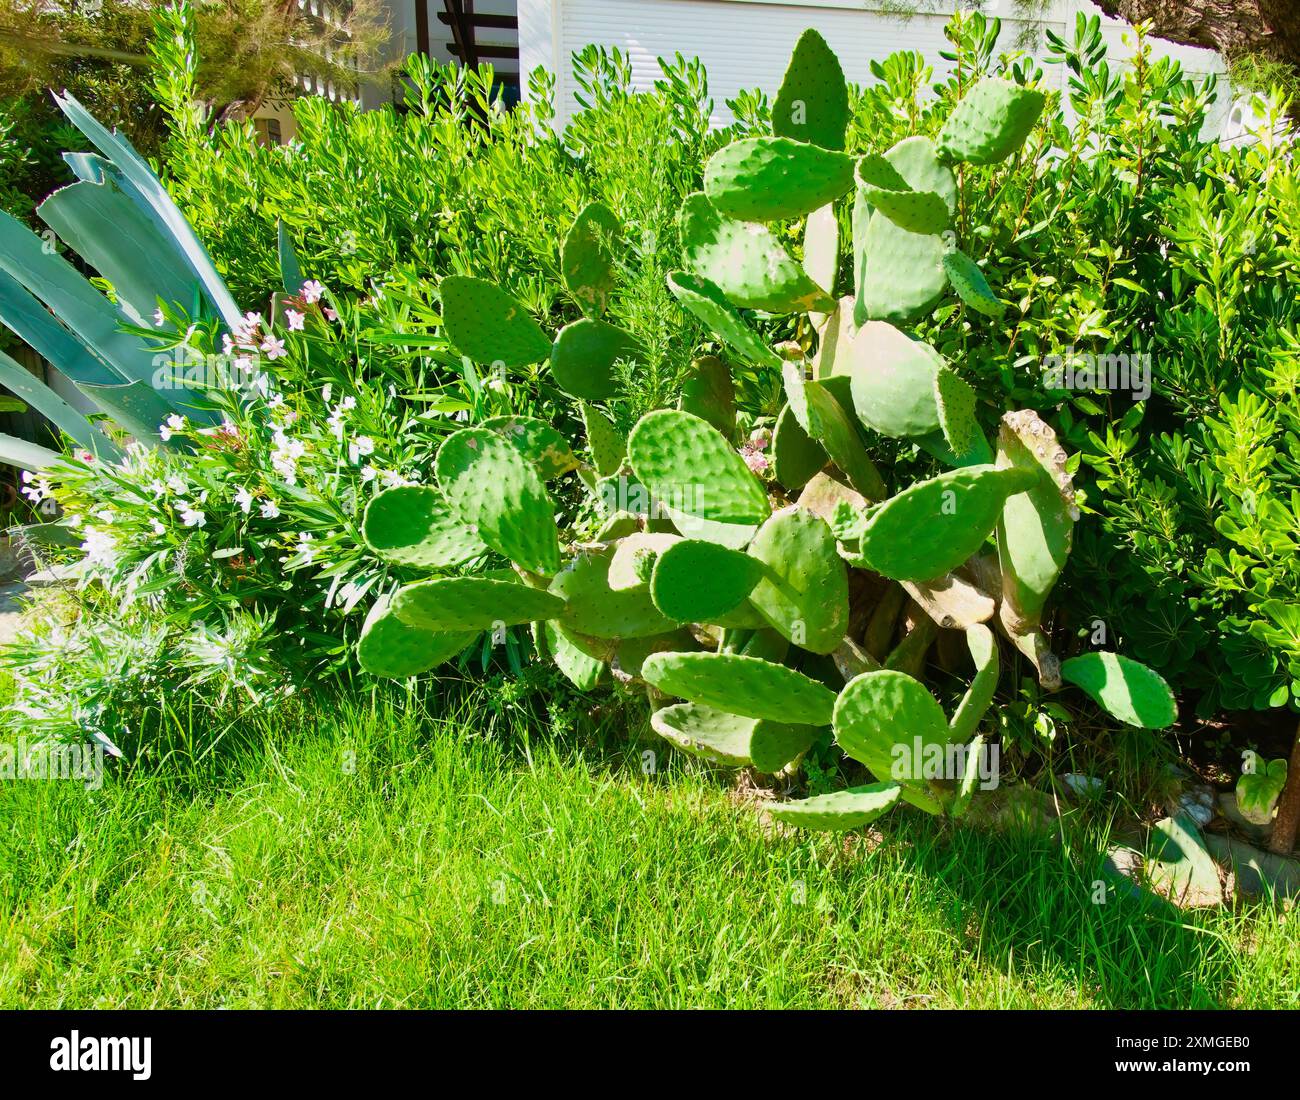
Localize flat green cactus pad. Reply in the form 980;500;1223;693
811;297;859;378
641;651;838;725
628;409;770;525
851;188;872;326
856;137;954;325
937;77;1046;165
545;620;605;691
704;137;855;222
650;538;763;622
772;28;849;150
580;402;626;477
996;408;1077;619
804;204;839;311
915;427;994;468
650;702;815;773
678;355;736;441
562;200;620;317
481;415;580;480
855;153;950;234
608;532;680;591
357;595;476;678
651;702;755;765
852;464;1038;581
949;623;1000;742
393;576;565;632
933;366;979;459
551;318;644;400
943;249;1006;318
747;506;849;654
439;276;551;368
362;485;488;569
772;402;828;490
850;321;943;438
858;210;947;324
550;547;680;638
882;137;958;213
679;192;836;315
833;669;949;812
768;782;903;831
783;364;885;500
659;500;759;550
1060;652;1177;729
436;428;561;575
666;271;783;370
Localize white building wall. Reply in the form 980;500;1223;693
518;0;1234;135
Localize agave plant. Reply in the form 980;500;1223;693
0;92;245;474
354;29;1176;832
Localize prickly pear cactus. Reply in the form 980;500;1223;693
348;24;1180;845
440;276;551;368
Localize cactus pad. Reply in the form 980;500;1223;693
362;485;487;569
678;355;736;441
551;318;644;400
393;576;565;631
641;651;838;725
772;28;849;150
562;200;620;317
436;428;561;575
854;153;950;234
678;192;835;315
1060;652;1177;729
849;322;943;438
704;137;855;222
768;782;903;831
357;595;476;678
628;409;770;525
545;620;605;691
937;77;1046;165
949;623;1000;741
746;506;849;654
858;211;947;325
943;249;1005;318
481;415;580;480
933;366;979;459
580;402;626;477
833;669;948;812
666;271;783;370
550;547;679;638
804;204;839;320
608;532;680;591
439;276;551;368
783;364;885;500
650;538;763;622
772;402;827;490
851;464;1038;581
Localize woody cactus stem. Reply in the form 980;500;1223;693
1268;718;1300;855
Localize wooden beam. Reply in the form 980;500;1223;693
441;0;476;67
414;0;429;57
446;43;518;60
436;11;517;29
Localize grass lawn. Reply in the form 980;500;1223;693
0;679;1295;1009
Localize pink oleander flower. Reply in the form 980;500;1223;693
261;336;287;360
284;308;305;331
301;280;326;304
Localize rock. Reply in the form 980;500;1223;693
1171;785;1215;828
1203;834;1300;900
1216;791;1273;844
1101;843;1145;900
1061;773;1103;797
1146;813;1226;908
